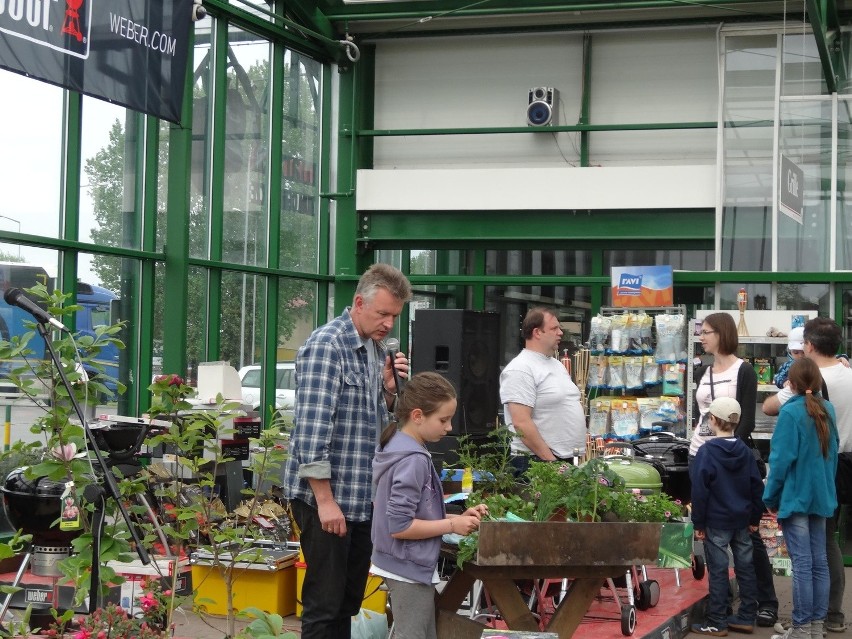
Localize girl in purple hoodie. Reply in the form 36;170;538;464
371;372;487;639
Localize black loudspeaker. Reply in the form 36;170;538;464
411;309;501;437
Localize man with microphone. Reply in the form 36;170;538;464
282;264;412;639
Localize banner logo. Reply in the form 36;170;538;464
0;0;92;59
617;273;643;296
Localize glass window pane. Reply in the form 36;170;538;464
778;101;831;272
184;266;209;385
279;52;321;272
81;99;138;248
78;252;138;415
838;100;852;269
485;285;590;367
781;33;827;97
776;282;829;314
719;283;771;310
486;250;592;276
0;72;63;240
721;34;778;271
278;276;317;356
222;28;270;266
603;250;713;271
221;270;266;370
190;23;215;259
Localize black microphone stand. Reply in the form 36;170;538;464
37;323;150;613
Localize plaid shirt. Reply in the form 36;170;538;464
283;308;389;522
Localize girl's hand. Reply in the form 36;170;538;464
452;515;481;536
464;504;488;520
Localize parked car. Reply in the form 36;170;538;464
238;362;296;413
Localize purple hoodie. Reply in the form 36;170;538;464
371;431;446;584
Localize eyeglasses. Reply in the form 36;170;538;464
699;330;716;336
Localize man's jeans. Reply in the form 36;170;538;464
826;508;845;625
702;526;758;626
291;498;373;639
781;514;829;627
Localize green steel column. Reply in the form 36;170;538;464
261;39;285;421
591;249;604;314
316;63;333;325
331;47;375;311
580;33;592;168
206;17;229;360
162;36;196;380
60;92;82;318
471;250;486;310
135;116;162;415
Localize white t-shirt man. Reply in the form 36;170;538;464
775;362;852;452
499;348;587;458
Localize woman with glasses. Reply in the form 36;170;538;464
689;311;780;628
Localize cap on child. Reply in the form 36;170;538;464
708;397;741;423
787;326;804;351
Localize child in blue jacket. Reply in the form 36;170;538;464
691;397;765;636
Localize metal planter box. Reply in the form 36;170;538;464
475;521;662;567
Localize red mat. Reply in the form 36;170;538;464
478;566;708;639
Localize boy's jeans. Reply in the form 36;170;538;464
703;526;758;626
781;514;829;627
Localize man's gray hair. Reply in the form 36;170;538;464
355;264;412;303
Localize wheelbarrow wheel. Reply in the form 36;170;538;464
692;554;706;580
621;604;636;636
636;579;660;610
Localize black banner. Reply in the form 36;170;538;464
0;0;193;123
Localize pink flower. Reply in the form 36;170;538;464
51;443;77;461
73;630;92;639
138;592;157;611
665;511;672;518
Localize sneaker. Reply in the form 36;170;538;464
727;620;754;634
758;609;780;627
825;621;846;633
692;623;728;636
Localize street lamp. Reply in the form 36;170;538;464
0;215;21;258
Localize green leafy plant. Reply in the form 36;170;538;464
454;456;686;568
144;376;291;639
453;426;517;496
236;607;299;638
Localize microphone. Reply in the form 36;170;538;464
3;288;68;332
385;337;404;394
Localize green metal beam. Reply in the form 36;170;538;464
203;0;332;61
806;0;848;93
359;121;718;137
580;33;592;167
281;0;336;40
321;0;795;22
360;209;714;243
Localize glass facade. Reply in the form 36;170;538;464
2;13;852;421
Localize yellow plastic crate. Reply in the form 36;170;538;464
295;562;386;618
192;563;297;617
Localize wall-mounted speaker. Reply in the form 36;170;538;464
527;86;559;127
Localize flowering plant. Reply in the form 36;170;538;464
42;603;164;639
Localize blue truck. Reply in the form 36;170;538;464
0;263;120;395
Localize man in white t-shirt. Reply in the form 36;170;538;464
500;307;586;475
763;317;852;632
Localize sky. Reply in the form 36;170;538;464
1;69;122;285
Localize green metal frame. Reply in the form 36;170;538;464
806;0;849;93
